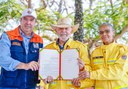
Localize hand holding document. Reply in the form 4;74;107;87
39;49;79;80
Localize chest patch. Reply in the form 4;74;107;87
33;43;39;48
12;42;21;46
122;55;127;60
93;56;103;59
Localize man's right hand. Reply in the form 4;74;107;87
16;61;39;71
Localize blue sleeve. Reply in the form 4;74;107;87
0;32;21;71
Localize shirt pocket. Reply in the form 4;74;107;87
4;71;18;77
3;71;18;86
10;46;24;60
10;45;24;52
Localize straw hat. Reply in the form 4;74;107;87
21;8;37;19
51;17;79;33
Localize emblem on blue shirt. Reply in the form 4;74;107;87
33;43;39;48
122;55;127;60
12;42;21;46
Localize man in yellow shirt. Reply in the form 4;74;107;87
40;17;94;89
79;23;128;89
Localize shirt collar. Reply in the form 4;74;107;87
19;26;33;39
101;41;116;49
55;38;72;50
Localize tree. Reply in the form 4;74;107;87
1;0;128;48
73;0;84;42
83;0;128;50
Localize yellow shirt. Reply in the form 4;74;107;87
90;42;128;89
40;38;94;89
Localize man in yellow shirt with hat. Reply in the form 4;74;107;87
40;17;94;89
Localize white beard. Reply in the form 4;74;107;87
58;34;70;42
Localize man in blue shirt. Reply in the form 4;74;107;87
0;8;43;89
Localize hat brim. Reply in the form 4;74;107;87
51;24;79;33
21;15;36;19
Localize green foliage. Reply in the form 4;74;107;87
0;0;128;44
83;0;128;42
0;0;23;31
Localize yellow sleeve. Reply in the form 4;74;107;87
90;51;128;80
37;80;49;89
80;78;94;88
79;44;94;88
79;44;90;70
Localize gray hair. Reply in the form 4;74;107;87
99;23;114;31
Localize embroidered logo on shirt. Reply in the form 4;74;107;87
12;42;21;46
33;43;39;48
122;55;127;60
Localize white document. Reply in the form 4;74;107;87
39;49;79;80
61;49;79;79
39;49;59;79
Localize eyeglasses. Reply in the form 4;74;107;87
99;30;110;35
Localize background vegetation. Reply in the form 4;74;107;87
0;0;128;50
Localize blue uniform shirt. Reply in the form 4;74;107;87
20;30;33;54
0;30;33;71
0;32;20;71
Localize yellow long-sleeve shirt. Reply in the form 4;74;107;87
40;38;94;89
90;42;128;89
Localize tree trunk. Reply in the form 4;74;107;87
73;0;84;42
